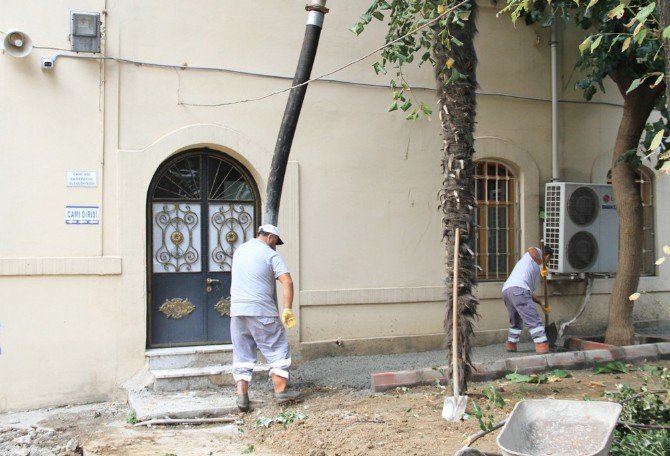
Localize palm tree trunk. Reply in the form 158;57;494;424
434;0;479;392
604;72;662;346
659;0;670;109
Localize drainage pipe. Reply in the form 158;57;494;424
550;23;560;182
557;276;594;341
264;1;329;225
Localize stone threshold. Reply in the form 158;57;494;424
370;342;670;392
146;344;233;357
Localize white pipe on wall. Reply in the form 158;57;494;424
550;23;560;181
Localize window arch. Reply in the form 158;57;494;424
607;167;655;275
474;160;519;280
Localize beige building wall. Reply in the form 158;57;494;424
0;1;668;411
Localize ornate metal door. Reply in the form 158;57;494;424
148;150;259;347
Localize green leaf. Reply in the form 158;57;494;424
607;4;625;19
593;361;629;374
649;129;664;150
663;26;670;40
400;100;412;112
451;37;464;47
406;109;419;120
626;77;643;94
636;3;656;23
372;11;384;21
590;35;603;53
579;36;592;55
420;102;432;115
349;23;364;35
548;369;571;378
506;372;534;383
446;68;465;84
651;72;665;88
388;101;398;112
472;402;483;420
633;27;647;44
586;0;599;9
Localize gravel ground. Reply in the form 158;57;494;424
292;342;538;390
292;322;670;390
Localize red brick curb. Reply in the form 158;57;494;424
370;342;670;392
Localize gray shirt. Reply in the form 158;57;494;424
502;248;541;293
230;238;290;317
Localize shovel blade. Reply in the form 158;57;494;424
442;395;468;421
546;322;558;347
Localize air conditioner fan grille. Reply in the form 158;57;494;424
568;186;599;226
567;231;598;270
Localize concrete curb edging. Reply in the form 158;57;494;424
370;342;670;392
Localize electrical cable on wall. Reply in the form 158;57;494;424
0;20;624;109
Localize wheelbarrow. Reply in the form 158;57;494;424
496;399;622;456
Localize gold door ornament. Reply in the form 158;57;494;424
215;297;231;317
171;231;184;245
159;298;196;319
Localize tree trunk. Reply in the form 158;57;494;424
604;73;662;346
659;0;670;109
435;0;479;392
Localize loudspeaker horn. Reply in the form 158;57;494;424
3;29;33;58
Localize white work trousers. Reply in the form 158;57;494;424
231;316;291;383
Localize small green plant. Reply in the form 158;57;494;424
606;365;670;455
254;410;307;428
472;385;505;431
242;444;255;454
505;369;571;384
126;409;137;425
593;361;629;374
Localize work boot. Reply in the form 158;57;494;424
275;388;301;404
535;342;550;354
505;341;517;352
236;393;250;412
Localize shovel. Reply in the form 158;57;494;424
442;227;468;421
540;239;558;347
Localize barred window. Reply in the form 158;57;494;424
474;160;519;280
607;167;655;275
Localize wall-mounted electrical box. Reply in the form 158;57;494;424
71;12;100;53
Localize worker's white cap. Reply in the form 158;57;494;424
258;224;284;245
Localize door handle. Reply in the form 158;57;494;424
206;278;220;284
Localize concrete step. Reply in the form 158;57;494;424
146;344;234;370
151;364;270;392
128;388;240;421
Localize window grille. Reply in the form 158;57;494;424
474;160;519;281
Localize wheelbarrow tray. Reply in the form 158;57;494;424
496;399;622;456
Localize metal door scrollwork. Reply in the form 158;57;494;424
214;297;231;317
209;203;254;272
149;150;260;346
153;203;202;272
159;298;196;319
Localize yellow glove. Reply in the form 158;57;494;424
281;308;296;329
540;266;548;278
543;305;551;315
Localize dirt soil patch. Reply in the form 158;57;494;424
1;360;667;455
240;360;670;456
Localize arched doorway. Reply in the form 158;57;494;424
147;148;260;347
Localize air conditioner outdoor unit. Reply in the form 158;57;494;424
544;182;619;274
